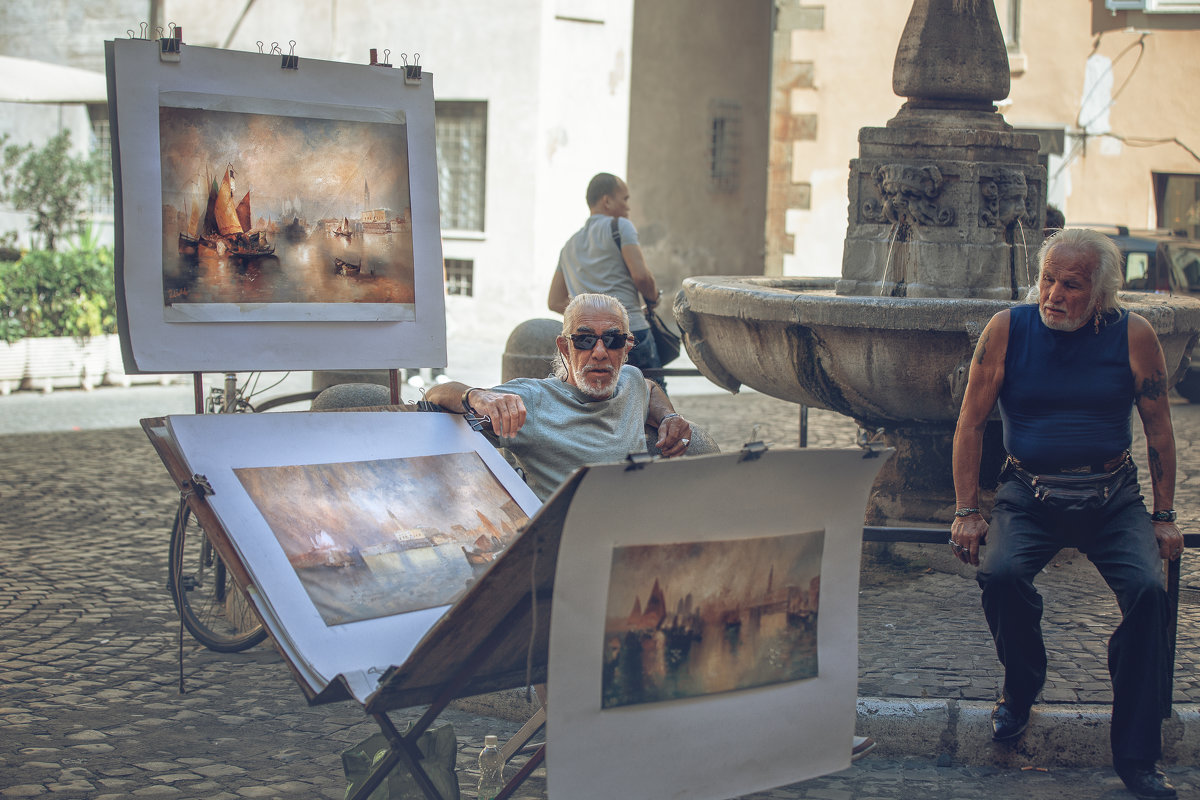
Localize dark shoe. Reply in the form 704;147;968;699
990;699;1030;741
1115;760;1176;800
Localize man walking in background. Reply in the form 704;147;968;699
548;172;666;391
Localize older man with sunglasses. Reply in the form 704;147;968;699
427;293;691;502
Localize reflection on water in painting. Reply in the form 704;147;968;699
162;217;416;307
601;530;824;709
298;542;478;627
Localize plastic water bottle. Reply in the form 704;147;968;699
477;735;504;800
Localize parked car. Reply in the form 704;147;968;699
1073;226;1200;401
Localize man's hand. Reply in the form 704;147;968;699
949;514;988;567
655;414;692;458
467;390;527;439
1154;520;1184;561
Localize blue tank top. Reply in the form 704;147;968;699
998;304;1133;467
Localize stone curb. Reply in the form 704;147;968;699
454;691;1200;768
856;698;1200;767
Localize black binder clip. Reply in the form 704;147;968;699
738;440;770;463
402;53;422;85
856;426;889;458
128;22;151;40
281;40;298;70
183;474;214;499
159;23;181;62
625;452;655;471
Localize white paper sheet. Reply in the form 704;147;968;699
165;411;541;703
107;38;446;372
547;448;887;800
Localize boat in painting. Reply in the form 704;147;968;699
187;165;275;260
334;257;361;276
291;530;357;570
333;217;354;238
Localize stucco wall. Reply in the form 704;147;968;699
627;0;773;293
768;0;1200;279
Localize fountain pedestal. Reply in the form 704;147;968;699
678;0;1200;526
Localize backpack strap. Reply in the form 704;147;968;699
609;215;623;256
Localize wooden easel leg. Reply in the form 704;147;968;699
499;684;547;763
494;744;546;800
346;712;447;800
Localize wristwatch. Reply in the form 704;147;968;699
1150;509;1177;523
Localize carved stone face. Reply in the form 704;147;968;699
997;172;1028;228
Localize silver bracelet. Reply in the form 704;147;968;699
954;507;980;518
659;413;680;423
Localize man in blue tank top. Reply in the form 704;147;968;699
951;228;1184;800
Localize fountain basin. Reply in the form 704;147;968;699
677;276;1200;431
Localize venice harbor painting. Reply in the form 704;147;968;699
158;104;416;315
601;530;825;709
233;452;527;627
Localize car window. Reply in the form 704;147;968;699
1125;252;1150;289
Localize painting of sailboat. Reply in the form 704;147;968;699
158;104;416;315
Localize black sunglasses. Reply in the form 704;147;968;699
567;331;635;350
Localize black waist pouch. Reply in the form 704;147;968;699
1003;457;1133;513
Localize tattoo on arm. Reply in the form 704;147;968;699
1137;371;1167;401
1148;445;1165;486
973;329;991;365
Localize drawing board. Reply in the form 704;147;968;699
547;448;886;800
106;38;446;372
164;411;540;703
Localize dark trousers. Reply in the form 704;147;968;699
976;467;1172;762
628;326;665;394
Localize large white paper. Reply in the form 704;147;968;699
165;411;541;703
107;38;446;372
547;448;887;800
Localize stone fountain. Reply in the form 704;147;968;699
677;0;1200;526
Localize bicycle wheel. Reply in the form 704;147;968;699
168;502;267;652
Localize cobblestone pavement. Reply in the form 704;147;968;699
2;388;1200;798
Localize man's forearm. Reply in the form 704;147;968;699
645;381;676;426
1145;431;1177;513
425;381;472;412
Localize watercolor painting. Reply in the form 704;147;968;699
233;451;528;626
158;104;415;313
601;530;824;709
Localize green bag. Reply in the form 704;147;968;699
342;722;460;800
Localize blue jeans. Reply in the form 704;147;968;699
976;465;1171;762
628;326;665;394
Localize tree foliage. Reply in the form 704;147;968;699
0;131;110;252
0;246;116;344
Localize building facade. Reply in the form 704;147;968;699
769;0;1200;278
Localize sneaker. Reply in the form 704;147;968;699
851;735;876;762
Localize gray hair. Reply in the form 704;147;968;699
1035;228;1124;313
551;293;631;380
586;173;621;208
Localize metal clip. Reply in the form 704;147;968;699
625;452;655;470
738;441;769;462
281;40;298;70
159;23;181;62
182;474;214;499
402;52;422;85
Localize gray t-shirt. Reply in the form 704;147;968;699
555;214;648;331
486;365;650;501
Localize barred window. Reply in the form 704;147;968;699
435;101;487;231
709;100;741;194
445;258;474;297
87;105;114;217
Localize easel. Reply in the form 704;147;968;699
143;413;581;800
